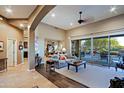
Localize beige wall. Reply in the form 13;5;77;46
0;22;23;64
66;14;124;55
35;23;65;59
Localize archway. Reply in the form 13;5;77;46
27;5;56;70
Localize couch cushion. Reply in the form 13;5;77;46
59;56;66;60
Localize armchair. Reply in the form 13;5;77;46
115;63;124;71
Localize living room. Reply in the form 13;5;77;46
0;5;124;88
1;1;124;93
35;5;124;88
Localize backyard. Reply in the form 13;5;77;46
73;36;124;67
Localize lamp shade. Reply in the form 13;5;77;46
62;48;66;52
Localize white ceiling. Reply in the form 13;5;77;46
42;5;124;30
0;5;36;19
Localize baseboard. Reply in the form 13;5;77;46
21;62;24;64
0;69;6;72
15;64;18;67
27;69;36;72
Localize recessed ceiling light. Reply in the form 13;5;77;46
20;24;24;27
0;17;3;20
5;8;12;13
51;13;55;17
70;23;73;26
110;6;116;12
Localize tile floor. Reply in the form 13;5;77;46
0;60;57;88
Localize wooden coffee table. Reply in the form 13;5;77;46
67;60;86;72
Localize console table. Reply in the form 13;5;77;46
0;58;7;72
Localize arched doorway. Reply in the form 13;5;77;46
27;5;56;70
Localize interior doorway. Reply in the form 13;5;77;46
7;39;17;67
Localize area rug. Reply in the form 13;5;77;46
56;63;124;88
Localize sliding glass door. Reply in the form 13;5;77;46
80;39;91;60
71;40;80;57
92;37;109;66
71;34;124;68
109;35;124;67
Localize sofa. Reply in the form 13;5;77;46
49;54;67;69
115;63;124;71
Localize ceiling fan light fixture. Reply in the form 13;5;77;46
79;11;82;14
78;11;85;24
78;19;85;24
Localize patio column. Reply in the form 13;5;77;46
28;28;35;70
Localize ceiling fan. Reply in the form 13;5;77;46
78;11;86;24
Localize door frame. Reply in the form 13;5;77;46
7;38;17;66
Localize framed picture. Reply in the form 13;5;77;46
0;41;4;52
24;42;28;48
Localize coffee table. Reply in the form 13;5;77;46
66;60;86;72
